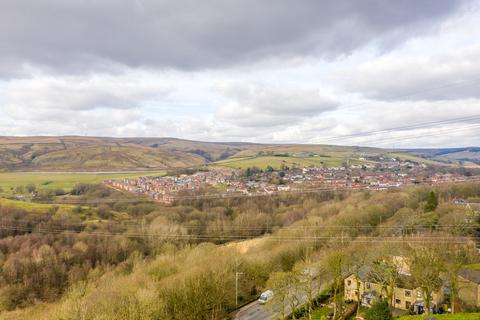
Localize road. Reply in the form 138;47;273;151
234;300;277;320
235;282;327;320
234;297;309;320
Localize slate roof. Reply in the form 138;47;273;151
459;268;480;284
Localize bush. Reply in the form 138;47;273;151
25;184;36;193
71;183;95;195
97;205;113;219
364;299;392;320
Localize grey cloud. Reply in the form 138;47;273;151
0;0;465;74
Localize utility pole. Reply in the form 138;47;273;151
235;254;244;308
235;272;244;307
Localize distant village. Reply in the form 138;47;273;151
104;157;478;203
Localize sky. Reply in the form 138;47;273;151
1;0;480;147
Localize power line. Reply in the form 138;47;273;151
322;114;480;143
0;224;476;244
363;123;480;147
1;215;479;232
330;76;480;114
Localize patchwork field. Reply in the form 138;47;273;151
212;155;367;170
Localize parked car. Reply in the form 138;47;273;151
258;290;273;304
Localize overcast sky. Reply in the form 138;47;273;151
1;0;480;147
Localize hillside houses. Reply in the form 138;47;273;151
105;170;234;203
105;159;476;203
344;269;443;315
345;258;480;316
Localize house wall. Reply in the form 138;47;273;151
344;275;384;302
344;275;361;301
458;275;480;307
392;287;416;310
344;276;443;311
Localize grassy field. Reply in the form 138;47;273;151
390;153;459;167
212;155;367;170
0;197;76;210
397;313;480;319
230;145;458;168
0;171;165;196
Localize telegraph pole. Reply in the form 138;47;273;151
235;271;244;307
235;254;244;307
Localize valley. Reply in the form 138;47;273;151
0;137;480;320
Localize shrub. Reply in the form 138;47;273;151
364;299;392;320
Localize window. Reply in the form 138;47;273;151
395;299;401;305
405;290;411;297
366;283;371;289
406;301;411;309
347;280;352;286
417;291;422;298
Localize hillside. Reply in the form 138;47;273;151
212;144;459;170
406;147;480;166
1;182;480;319
0;136;258;172
0;136;467;172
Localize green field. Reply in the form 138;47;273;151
397;313;480;320
0;197;76;210
229;145;459;168
212;155;367;170
390;153;459;167
0;171;165;197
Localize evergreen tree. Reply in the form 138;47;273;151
424;191;438;212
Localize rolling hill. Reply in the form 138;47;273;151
0;136;472;172
406;147;480;166
0;136;260;172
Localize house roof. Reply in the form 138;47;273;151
348;267;416;290
459;268;480;284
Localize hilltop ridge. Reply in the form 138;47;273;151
0;136;478;172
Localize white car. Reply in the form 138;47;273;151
258;290;273;304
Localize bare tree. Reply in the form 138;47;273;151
267;271;291;319
440;242;475;314
286;273;302;320
293;260;324;320
409;245;443;315
323;250;349;319
347;242;373;317
364;242;412;311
